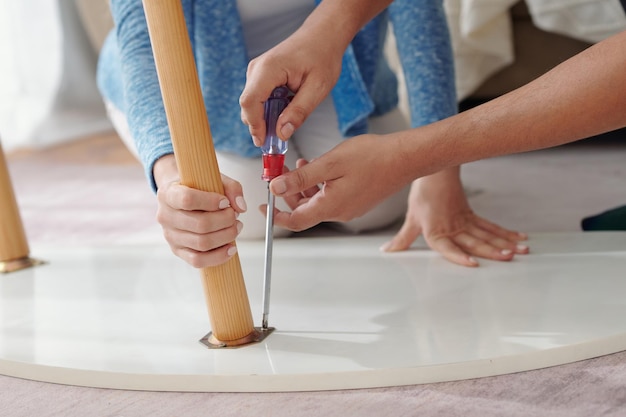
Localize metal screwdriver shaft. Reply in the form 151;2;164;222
260;86;291;330
262;188;275;330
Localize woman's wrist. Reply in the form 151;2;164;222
153;154;178;190
299;0;393;54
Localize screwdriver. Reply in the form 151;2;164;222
261;86;291;330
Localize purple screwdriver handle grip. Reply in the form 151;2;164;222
261;86;291;155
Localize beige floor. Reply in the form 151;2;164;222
8;129;626;241
7;132;138;168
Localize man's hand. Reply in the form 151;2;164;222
264;134;412;231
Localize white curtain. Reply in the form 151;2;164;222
0;0;111;153
444;0;626;100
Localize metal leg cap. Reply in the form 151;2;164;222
199;327;275;349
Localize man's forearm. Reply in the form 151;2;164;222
395;30;626;180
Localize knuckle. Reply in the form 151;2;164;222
289;223;306;233
191;216;211;235
248;124;263;135
156;187;166;202
293;168;311;190
246;56;260;72
178;192;195;210
239;91;254;108
311;78;334;95
193;228;237;253
190;232;215;252
240;113;249;126
185;251;206;269
155;209;166;225
194;238;213;253
286;217;310;233
286;103;309;124
197;210;236;234
161;228;174;243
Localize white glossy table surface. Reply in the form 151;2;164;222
1;232;625;392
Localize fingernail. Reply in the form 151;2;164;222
227;246;238;257
379;241;392;252
281;122;294;139
501;249;513;256
252;135;261;146
236;221;243;234
236;196;247;211
468;256;478;265
516;244;529;252
218;199;230;209
272;178;287;195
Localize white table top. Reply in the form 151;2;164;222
1;232;625;392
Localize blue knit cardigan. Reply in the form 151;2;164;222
97;0;456;188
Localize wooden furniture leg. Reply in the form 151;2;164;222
0;142;43;273
142;0;270;347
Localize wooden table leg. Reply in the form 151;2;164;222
142;0;270;347
0;142;43;273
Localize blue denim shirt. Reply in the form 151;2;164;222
97;0;456;188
